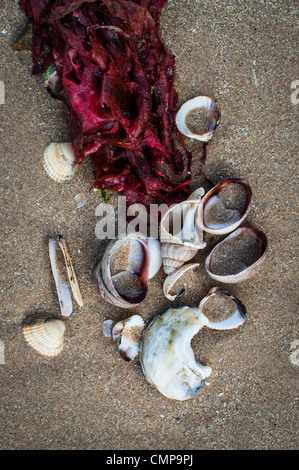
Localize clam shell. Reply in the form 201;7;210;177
163;263;200;300
199;287;247;330
112;315;146;362
175;96;221;142
140;306;212;401
197;178;253;235
95;235;149;308
23;316;65;357
43;143;77;183
205;226;268;283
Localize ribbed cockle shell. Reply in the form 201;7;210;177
23;315;65;357
43;142;77;183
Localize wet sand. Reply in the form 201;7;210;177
0;0;298;450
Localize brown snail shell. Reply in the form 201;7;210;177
205;226;268;283
197;178;253;235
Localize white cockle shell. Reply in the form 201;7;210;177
23;315;66;357
43;142;78;183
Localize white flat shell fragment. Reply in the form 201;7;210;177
22;315;65;357
140;307;212;400
102;319;114;338
43;142;78;183
199;287;247;330
112;315;146;362
175;96;221;142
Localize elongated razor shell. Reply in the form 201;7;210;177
49;238;73;317
58;236;83;307
140;307;212;401
175;96;221;142
199;287;247;330
205;226;268;283
197;178;253;235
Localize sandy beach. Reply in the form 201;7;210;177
0;0;298;450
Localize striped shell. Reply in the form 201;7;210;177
43;143;77;183
23;316;65;357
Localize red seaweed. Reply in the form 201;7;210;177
20;0;192;204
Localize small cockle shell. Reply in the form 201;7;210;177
22;315;65;357
205;226;268;283
140;306;212;401
197;177;253;235
112;315;146;362
199;287;247;330
43;142;78;183
95;235;149;308
163;263;200;301
175;96;221;142
160;188;206;274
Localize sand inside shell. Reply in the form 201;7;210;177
110;239;144;276
209;230;262;276
185;107;212;135
201;293;236;322
203;183;248;229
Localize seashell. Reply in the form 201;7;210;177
140;306;212;401
205;226;268;283
160;188;206;274
175;96;221;142
49;238;73;317
161;244;198;275
112;315;146;362
199;287;247;330
22;315;65;357
197;178;252;235
146;237;162;279
57;236;83;307
95;235;149;308
43;142;78;183
163;263;200;301
102;319;114;338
